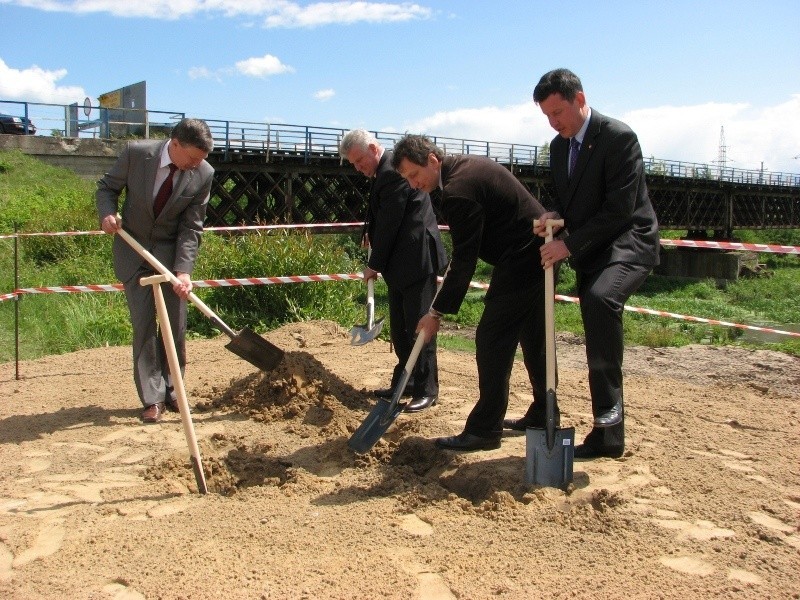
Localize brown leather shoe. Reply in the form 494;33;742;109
165;387;180;412
142;402;166;423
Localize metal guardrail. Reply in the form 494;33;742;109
3;99;799;187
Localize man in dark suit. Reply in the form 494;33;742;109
392;134;549;451
340;129;446;412
511;68;660;458
96;118;215;423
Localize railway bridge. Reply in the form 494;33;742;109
202;122;800;240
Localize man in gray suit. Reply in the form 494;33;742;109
96;118;215;423
511;68;659;458
340;129;446;412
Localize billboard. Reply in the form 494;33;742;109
97;81;147;137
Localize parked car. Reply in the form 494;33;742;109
0;113;36;135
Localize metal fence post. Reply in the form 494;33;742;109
14;223;20;380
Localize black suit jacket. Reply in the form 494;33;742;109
366;150;446;289
550;110;659;273
432;155;547;314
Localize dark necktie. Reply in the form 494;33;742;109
153;163;178;217
569;137;580;178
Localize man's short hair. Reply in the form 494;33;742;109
390;134;444;170
340;129;380;155
533;68;583;104
171;118;214;153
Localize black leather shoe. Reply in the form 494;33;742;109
374;387;412;399
435;432;501;451
503;412;560;431
574;443;624;459
404;396;437;413
593;402;623;427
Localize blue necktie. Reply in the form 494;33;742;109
569;137;580;178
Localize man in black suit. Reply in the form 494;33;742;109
340;130;446;412
97;118;215;423
509;68;660;458
392;134;549;451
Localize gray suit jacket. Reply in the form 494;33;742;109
96;140;214;283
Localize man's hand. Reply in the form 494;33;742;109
100;214;121;234
173;272;193;300
363;266;379;282
540;239;570;269
416;312;441;344
533;212;563;237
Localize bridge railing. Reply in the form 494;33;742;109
3;99;799;187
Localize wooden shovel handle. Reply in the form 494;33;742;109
533;219;564;391
115;223;237;339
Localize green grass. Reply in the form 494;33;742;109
2;148;799;361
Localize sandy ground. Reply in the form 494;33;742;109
1;320;798;600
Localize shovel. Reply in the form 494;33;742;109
141;273;208;494
347;332;425;453
349;248;385;346
525;219;575;489
116;225;284;372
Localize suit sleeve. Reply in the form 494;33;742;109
367;174;410;273
564;128;643;260
96;143;131;223
431;195;484;314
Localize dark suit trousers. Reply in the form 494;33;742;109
464;251;547;438
388;273;439;397
123;266;187;407
577;261;651;446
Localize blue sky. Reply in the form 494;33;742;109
1;0;798;172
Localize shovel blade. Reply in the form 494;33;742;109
349;317;385;346
525;425;575;489
224;327;284;372
347;396;406;453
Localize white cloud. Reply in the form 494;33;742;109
403;102;553;147
3;0;433;27
313;88;335;101
11;0;203;19
0;58;86;104
625;97;800;173
402;96;800;174
188;66;215;80
235;54;295;78
263;2;433;28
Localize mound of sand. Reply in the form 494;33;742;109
1;320;798;599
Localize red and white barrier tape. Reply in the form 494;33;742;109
195;273;362;287
2;225;799;255
3;272;798;339
660;239;800;254
205;222;363;233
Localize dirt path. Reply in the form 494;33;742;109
1;321;798;599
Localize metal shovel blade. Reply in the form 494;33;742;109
525;390;575;489
347;396;407;453
349;316;385;346
347;332;425;453
224;327;285;372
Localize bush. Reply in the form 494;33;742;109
191;231;364;334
